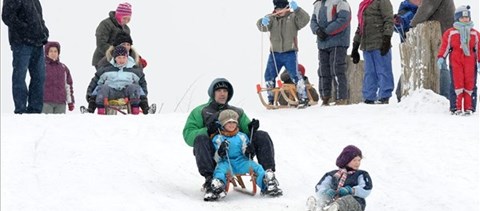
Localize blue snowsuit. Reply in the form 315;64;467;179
212;131;266;191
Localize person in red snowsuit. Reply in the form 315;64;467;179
437;5;479;115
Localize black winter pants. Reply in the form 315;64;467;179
193;130;276;179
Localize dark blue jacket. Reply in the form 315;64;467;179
394;0;418;42
2;0;49;46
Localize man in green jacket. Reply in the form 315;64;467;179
183;78;281;200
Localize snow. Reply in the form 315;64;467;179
1;1;479;211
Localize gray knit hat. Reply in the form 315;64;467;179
218;109;239;126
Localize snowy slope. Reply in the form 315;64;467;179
1;89;479;211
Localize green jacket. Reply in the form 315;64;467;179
257;7;310;53
182;101;251;147
353;0;394;51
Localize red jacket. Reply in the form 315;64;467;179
438;27;480;66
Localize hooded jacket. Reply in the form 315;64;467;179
182;78;251;147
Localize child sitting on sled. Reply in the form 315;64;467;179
307;145;372;211
279;64;319;105
205;109;282;201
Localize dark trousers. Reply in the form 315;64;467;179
10;43;46;114
193;130;276;178
317;47;348;100
95;84;143;107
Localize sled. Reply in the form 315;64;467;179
104;98;131;115
256;80;318;109
225;168;257;196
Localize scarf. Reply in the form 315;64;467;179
357;0;374;35
453;21;474;56
333;168;355;190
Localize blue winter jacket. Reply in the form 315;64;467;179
394;0;418;39
310;0;351;49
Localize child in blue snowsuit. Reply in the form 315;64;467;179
207;109;281;200
307;145;372;211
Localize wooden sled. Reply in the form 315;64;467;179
225;168;257;196
256;80;318;109
104;97;131;115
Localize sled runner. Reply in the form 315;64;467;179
225;168;257;196
256;80;318;109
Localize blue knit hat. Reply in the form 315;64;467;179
113;45;128;58
455;5;471;21
273;0;289;9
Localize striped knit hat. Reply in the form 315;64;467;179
116;2;132;17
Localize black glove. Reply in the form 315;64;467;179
316;28;328;41
248;119;260;134
244;143;256;159
217;141;229;158
351;41;360;64
380;35;391;56
139;96;149;115
207;120;220;136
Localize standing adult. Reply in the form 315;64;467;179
310;0;351;106
409;0;456;103
2;0;49;114
91;2;132;67
182;78;282;200
351;0;394;104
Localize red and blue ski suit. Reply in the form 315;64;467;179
438;27;480;111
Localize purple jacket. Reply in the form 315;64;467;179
43;41;75;104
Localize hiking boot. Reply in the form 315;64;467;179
335;99;348;105
364;100;375;104
306;196;319;211
378;98;389;104
297;98;309;109
321;97;330;106
262;170;283;196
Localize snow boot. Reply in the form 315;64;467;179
323;202;339;211
261;170;283;196
97;107;105;115
321;96;330;106
204;178;226;201
131;106;140;115
306;196;321;211
464;110;473;116
297;98;309;109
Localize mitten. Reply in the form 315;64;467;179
380;35;391;56
437;58;447;70
139;56;147;68
244;143;256;159
316;28;328;41
68;103;75;111
338;186;353;196
207;121;220;136
248;118;260;134
323;189;336;200
351;41;360;64
217;141;230;158
261;16;270;26
289;1;298;11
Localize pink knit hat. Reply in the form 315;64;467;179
116;2;132;17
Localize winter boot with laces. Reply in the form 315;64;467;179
262;170;283;197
